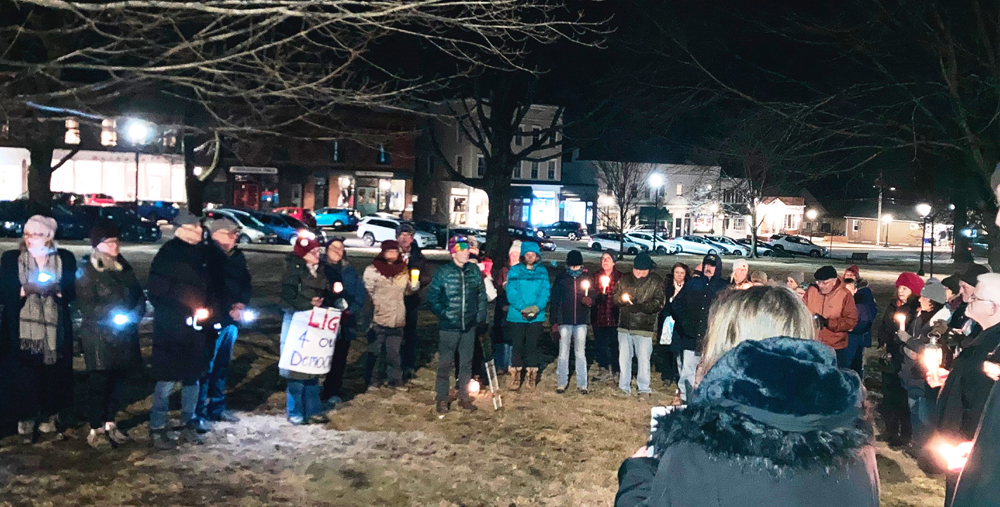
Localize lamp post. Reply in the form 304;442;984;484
379;178;392;213
125;118;154;203
882;214;893;247
916;203;932;276
648;173;663;254
806;209;818;244
709;203;719;235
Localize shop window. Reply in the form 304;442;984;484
548;161;556;180
530;162;539;179
477;155;485;177
101;119;117;146
377;143;390;165
455;155;464;174
65;119;81;145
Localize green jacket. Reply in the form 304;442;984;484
280;256;329;312
427;261;488;332
613;272;666;335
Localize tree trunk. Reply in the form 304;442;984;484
26;144;55;211
183;133;209;215
952;199;973;262
985;201;1000;271
412;156;434;221
483;175;512;278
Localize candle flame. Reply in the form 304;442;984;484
932;440;974;471
581;280;590;289
194;308;209;321
468;379;480;395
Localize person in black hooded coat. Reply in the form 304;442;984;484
669;253;726;402
616;286;879;507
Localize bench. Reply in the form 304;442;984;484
846;252;869;264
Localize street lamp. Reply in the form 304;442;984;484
882;214;893;247
125;118;154;203
917;203;932;276
379;179;392;212
806;208;818;243
648;173;664;254
708;203;719;235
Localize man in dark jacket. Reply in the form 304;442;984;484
671;253;726;401
146;213;219;449
844;265;877;378
397;223;426;380
426;235;488;414
551;250;593;394
321;238;367;406
613;253;665;397
930;272;1000;506
193;217;252;431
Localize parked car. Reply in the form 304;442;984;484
537;221;587;241
767;234;829;257
137;201;181;223
0;200;88;240
248;210;327;245
84;193;116;206
273;207;317;228
357;217;438;249
508;226;556;251
205;208;279;244
705;235;750;256
625;231;679;255
314;207;360;228
450;227;488;246
67;205;162;243
413;220;449;247
734;238;773;256
588;233;643;255
671;235;724;256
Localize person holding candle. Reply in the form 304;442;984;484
75;220;146;448
803;266;859;368
321;238;367;408
671;254;727;402
591;251;623;383
396;223;427;382
550;250;593;394
875;272;923;447
613;252;666;397
492;241;521;372
947;264;990;341
362;240;415;392
0;215;77;443
504;241;550;390
657;262;690;387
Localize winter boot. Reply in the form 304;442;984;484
105;423;129;445
436;401;450;415
526;368;539;389
150;429;177;451
458;399;478;412
179;423;205;446
507;368;521;390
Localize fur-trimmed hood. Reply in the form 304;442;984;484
650;337;873;475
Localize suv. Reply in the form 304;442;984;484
508;226;557;251
357;217;439;249
588;233;643;255
205;208;279;244
768;234;828;257
537;221;587;241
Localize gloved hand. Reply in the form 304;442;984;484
896;329;912;342
522;305;540;320
22;281;58;298
813;314;828;329
582;296;593;307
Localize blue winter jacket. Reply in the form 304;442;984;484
849;286;878;347
505;262;551;323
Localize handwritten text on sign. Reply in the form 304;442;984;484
279;308;341;375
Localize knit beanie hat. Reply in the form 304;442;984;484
845;264;860;281
381;239;399;252
814;266;838;281
447;235;468;254
395;222;416;237
293;236;321;258
510;240;522;257
566;250;583;266
24;215;57;238
634;252;653;270
733;259;749;273
520;241;541;257
921;278;948;305
750;270;768;284
941;274;962;294
960;264;991;287
895;272;925;295
89;219;120;247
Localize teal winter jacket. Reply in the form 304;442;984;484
427;261;488;332
505;263;551;323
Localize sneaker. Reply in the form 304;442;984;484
192;418;213;434
458;400;478;412
390;383;409;392
150;430;177;451
87;429;103;449
37;416;57;434
435;401;450;415
308;414;330;425
556;385;567;394
179;426;205;446
214;410;241;423
579;388;589;395
287;417;306;426
105;424;129;445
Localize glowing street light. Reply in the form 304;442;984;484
648;173;664;252
917;203;932;275
125;118;155;204
882;214;893;247
806;209;818;221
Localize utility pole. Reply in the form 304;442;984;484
874;172;895;247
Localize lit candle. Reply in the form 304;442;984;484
894;313;906;332
934;440;974;471
195;308;209;321
600;275;610;294
581;279;591;297
468;379;481;395
333;281;344;293
621;293;632;304
410;269;420;289
984;361;1000;381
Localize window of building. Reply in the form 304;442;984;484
733;217;746;231
515;126;523;146
455;155;464;174
513;163;520;179
784;214;797;230
532;126;541;144
65;119;81;145
377;143;390;165
852;219;860;232
100;119;117;146
530;161;539;179
456;122;463;143
477;155;485;177
161;129;177;149
547;161;556;180
0;121;8;141
675;184;683;196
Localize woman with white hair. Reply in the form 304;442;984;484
0;215;77;441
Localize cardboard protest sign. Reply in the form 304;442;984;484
278;308;341;375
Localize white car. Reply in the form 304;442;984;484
767;234;828;257
206;209;279;244
625;232;679;255
357;217;439;249
705;236;750;256
588;233;644;255
671;235;724;256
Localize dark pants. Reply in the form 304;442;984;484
456;330;486;380
19;362;74;423
366;324;403;386
196;324;238;421
401;295;420;374
837;333;865;378
594;326;620;372
436;328;475;402
87;370;124;428
322;328;354;400
508;322;542;369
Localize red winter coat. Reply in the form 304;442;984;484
591;268;622;328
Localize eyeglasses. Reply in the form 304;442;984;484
969;294;998;306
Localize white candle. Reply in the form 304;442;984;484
581;279;590;297
895;313;906;332
600;275;610;293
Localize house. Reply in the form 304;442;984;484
844;201;945;247
753;197;806;236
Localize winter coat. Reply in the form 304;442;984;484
850;286;878;347
952;382;1000;507
146;238;221;382
658;280;684;348
214;246;252;326
614;272;666;336
899;306;952;392
75;253;146;371
402;244;427;311
931;322;1000;441
550;269;592;326
363;264;414;329
280;255;329;312
505;263;550;324
803;278;859;350
324;259;367;341
591;268;622;328
427;261;488;332
616;337;879;507
878;296;920;372
671;255;727;351
493;266;513;343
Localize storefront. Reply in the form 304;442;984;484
329;170;409;217
447;184;489;228
229;166;279;210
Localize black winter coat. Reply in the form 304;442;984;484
215;246;251;326
614;272;666;334
75;253;146;371
932;323;1000;441
952;382;1000;507
146;238;221;382
550;269;593;326
671;256;726;351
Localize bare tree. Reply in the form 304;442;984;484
593;160;652;254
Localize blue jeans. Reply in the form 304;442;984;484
908;389;935;446
150;380;199;431
196;324;238;421
286;378;322;424
494;343;513;371
838;333;865;378
619;331;653;394
557;325;588;390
